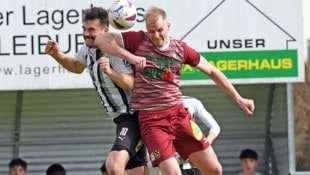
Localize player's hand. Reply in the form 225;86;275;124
98;57;112;75
238;98;255;115
129;55;146;69
45;40;59;56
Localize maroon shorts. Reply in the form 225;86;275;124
138;104;210;166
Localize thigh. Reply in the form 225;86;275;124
126;143;148;169
143;123;176;167
112;112;141;156
108;113;148;170
174;108;209;159
188;146;222;175
139;112;176;167
158;157;182;175
106;150;130;167
126;166;146;175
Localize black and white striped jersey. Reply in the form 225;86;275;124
75;45;133;119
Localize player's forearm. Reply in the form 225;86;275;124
107;70;134;90
196;58;242;103
201;114;221;138
209;67;242;103
51;52;84;74
206;132;217;144
94;33;139;64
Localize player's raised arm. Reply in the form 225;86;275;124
94;33;146;68
45;40;86;73
196;56;255;115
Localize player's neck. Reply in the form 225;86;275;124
157;38;170;51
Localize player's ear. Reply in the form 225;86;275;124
104;27;109;32
167;22;171;30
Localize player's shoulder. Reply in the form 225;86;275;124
77;45;90;55
122;30;146;41
79;45;89;52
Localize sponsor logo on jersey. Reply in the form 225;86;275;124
123;60;131;67
150;150;160;161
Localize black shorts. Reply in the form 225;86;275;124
111;111;148;169
180;167;202;175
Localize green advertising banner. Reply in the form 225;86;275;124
181;50;298;80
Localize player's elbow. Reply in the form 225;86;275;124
73;70;84;74
94;33;114;49
217;126;221;136
211;126;221;137
94;34;107;49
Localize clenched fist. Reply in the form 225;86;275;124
98;57;111;75
45;40;59;56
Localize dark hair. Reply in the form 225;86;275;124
84;7;109;27
46;163;66;175
9;158;27;171
239;149;258;160
100;161;107;173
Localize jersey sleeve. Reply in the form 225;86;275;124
183;44;201;67
183;96;220;137
75;45;88;65
194;99;220;137
121;31;145;52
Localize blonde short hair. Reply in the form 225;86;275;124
145;6;167;22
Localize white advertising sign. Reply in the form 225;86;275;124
0;0;303;90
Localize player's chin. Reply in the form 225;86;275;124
154;41;165;47
85;40;95;48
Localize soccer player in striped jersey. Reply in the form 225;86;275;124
94;6;255;175
100;96;220;175
45;7;147;175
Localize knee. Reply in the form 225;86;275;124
214;163;222;175
106;162;125;175
201;163;222;175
